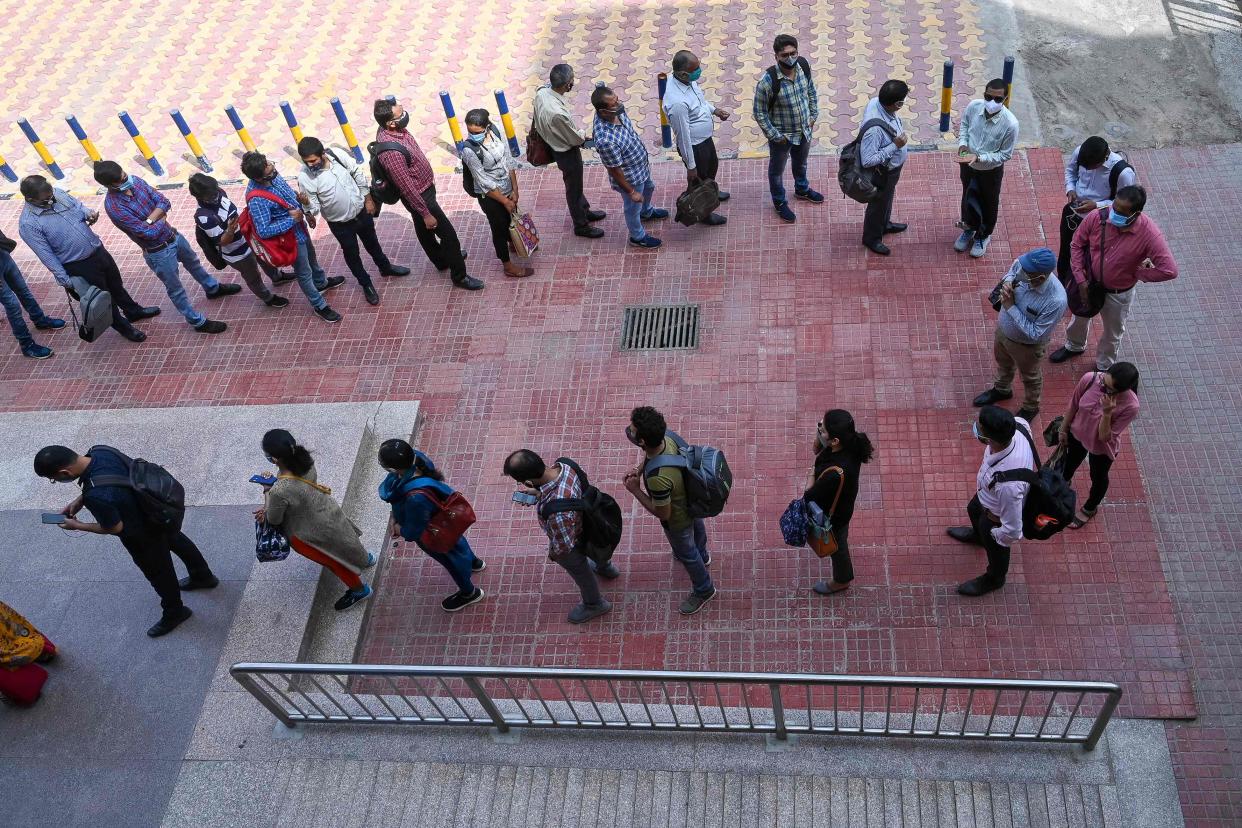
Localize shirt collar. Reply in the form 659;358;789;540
985;439;1017;467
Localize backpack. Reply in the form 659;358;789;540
66;276;113;343
988;423;1077;540
765;58;813;109
85;445;187;532
1073;154;1134;201
675;178;722;226
460;126;503;196
404;483;477;554
643;431;733;519
837;118;897;203
238;190;299;268
537;457;624;566
367;141;413;205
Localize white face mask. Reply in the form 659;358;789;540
983;99;1004;116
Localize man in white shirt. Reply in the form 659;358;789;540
663;50;731;227
533;64;607;239
954;79;1020;259
297;136;409;306
1058;136;1137;281
946;406;1035;597
859;79;910;256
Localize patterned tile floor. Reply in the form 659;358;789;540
1;146;1237;822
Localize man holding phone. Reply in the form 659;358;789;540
954;79;1019;259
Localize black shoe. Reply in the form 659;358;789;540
434;251;469;271
178;574;219;591
1016;407;1039;422
147;606;192;637
972;388;1013;407
321;276;346;291
363;285;380;306
794;188;825;204
703;213;727;226
946;526;979;544
334;585;372;611
194;319;227;334
471;558;487;573
775;203;796;223
126;306;161;322
595;562;622;580
380;265;410;277
884;222;908;234
205;283;242;299
453;276;485;291
442;588;485;612
574;226;605;239
864;241;891;256
119;327;147;343
1049;346;1083;364
717;191;730;202
264;295;289;308
34;317;66;330
586;209;607;222
315;305;342;323
271;271;298;284
957;576;1003;597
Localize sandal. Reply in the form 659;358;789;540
1069;507;1097;529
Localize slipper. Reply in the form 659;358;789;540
1069;507;1097;529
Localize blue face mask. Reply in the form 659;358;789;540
1108;207;1136;228
116;176;134;192
468;131;487;144
687;68;703;83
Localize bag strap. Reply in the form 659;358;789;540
277;473;332;495
644;454;689;476
1107;161;1131;200
245;189;294;211
990;467;1039;487
854;118;896;145
766;58;812;109
553;457;589;489
538;496;588;520
1014;422;1042;470
403;485;447;511
820;466;846;521
369;141;412;164
325;147;351;169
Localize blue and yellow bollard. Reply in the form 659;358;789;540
65;115;102;163
657;73;672;149
118;111;164;176
439;91;464;151
1002;56;1015;107
493;89;521;157
170;109;212;172
939;60;954;133
330;98;365;164
280;101;304;146
225;104;257;152
17;119;64;180
0;150;17;183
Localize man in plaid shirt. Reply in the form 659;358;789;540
751;34;824;223
590;86;669;249
504;449;619;624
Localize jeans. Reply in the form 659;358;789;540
1062;433;1114;512
327;209;395;289
967;495;1010;586
405;184;468;283
552;146;592;229
62;246;142;336
618;177;656;241
555;549;605;607
120;530;214;613
292;237;329;310
664;518;713;595
1064;285;1136;370
862;164;903;245
1;251;53;349
143;233;218;326
768;138;811;205
420;536;479;595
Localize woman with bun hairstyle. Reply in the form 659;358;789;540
805;409;875;596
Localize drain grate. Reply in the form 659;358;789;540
620;303;701;351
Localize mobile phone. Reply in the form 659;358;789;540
512;491;538;506
249;473;278;485
41;512;67;524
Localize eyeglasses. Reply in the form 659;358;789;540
984;93;1005;103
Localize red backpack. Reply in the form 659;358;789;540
238;189;301;268
407;487;477;553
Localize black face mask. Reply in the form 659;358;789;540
392;112;411;130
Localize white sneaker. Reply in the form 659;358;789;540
970;236;991;258
953;230;975;252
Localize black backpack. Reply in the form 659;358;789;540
765;58;812;109
85;445;187;532
988;424;1077;540
837;119;896;203
1074;154;1134;201
460;126;503;197
367;141;412;205
537;457;624;566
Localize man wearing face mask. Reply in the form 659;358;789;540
17;175;155;343
859;79;911;255
93;161;233;334
663;50;731;226
592;86;670;248
1050;185;1178;369
752;34;823;223
1058;136;1136;282
947;405;1035;597
372;99;483;291
972;247;1067;422
954;79;1019;259
533;64;606;239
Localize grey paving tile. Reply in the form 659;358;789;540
793;775;814;828
563;768;584;828
937;781;957;828
1080;787;1105;828
867;778;885;828
955;780;976;828
491;764;517;826
739;771;761;827
1097;786;1122;828
1026;784;1050;828
668;769;691;828
1009;783;1031;828
812;776;832;827
831;776;850;826
579;767;602;828
543;766;569;828
524;766;550;828
652;769;672;828
1046;784;1069;828
614;769;636;828
759;773;778;826
883;778;903;828
1064;785;1087;828
597;769;621;828
973;781;994;828
919;779;940;828
992;782;1014;828
634;769;654;827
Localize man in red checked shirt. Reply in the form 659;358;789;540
1050;184;1178;370
371;99;483;291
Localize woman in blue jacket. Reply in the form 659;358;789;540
378;439;486;612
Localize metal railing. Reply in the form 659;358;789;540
231;664;1122;751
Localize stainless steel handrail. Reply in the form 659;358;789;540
231;663;1122;751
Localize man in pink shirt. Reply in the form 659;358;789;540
1050;185;1178;369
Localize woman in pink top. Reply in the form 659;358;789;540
1057;363;1141;527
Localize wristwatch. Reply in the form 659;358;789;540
144;218;154;225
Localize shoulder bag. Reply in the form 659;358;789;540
807;466;846;558
1066;209;1108;318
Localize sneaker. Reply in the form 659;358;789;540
471;558;486;573
957;576;1003;597
679;587;716;615
147;606;192;637
264;295;289;308
34;317;66;330
640;208;669;221
586;209;607;222
442;588;484;612
178;574;219;590
334;584;372;611
970;236;991;258
364;552;377;569
194;319;227;334
568;600;612;624
794;188;825;203
321;276;346;291
700;553;712;567
972;387;1013;407
21;344;53;359
953;230;975;253
314;305;342;323
629;235;662;249
775;202;796;223
271;271;298;284
205;283;242;299
595;562;621;580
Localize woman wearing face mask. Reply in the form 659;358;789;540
805;410;876;595
377;439;485;612
256;429;375;611
1058;362;1141;528
460;109;533;279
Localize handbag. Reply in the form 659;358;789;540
779;498;810;546
509;211;540;257
525;125;553;166
1065;208;1108;318
807;466;845;559
408;487;477;554
255;519;291;562
675;178;721;226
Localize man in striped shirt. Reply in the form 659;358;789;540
504;450;618;624
954;79;1020;259
188;174;289;309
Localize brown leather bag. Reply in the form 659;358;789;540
526;126;553;166
808;466;845;558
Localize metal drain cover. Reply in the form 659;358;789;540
620;304;701;351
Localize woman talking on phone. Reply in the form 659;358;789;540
377;439;485;612
806;409;875;596
257;429;375;611
1058;362;1141;528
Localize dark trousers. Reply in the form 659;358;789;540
478;195;512;263
1056;203;1082;282
327;209;395;289
552;146;592;230
404;184;468;283
828;523;854;584
120;530;214;614
862;164;903;245
419;536;479;595
959;165;1005;239
555;549;605;607
967;494;1010;585
61;246;141;335
227;255;274;301
691;137;720;182
1061;433;1114;512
